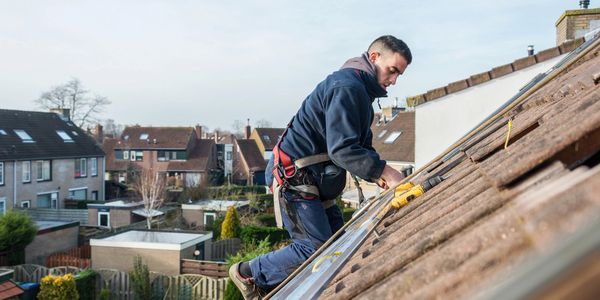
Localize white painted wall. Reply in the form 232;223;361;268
415;54;566;168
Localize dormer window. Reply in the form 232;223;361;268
383;131;402;144
140;133;149;140
14;130;34;143
56;130;74;143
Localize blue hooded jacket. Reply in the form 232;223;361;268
267;53;387;200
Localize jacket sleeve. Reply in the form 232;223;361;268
325;86;386;180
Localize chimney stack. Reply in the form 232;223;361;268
556;3;600;45
214;130;219;143
245;118;251;139
195;124;203;139
527;45;534;56
50;108;71;122
95;124;104;143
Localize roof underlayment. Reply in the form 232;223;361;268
271;32;600;300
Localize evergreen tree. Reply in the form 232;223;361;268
220;206;241;239
0;210;37;264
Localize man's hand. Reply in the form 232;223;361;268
375;164;405;190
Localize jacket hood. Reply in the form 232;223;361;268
340;52;388;99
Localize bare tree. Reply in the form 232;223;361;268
103;119;125;138
254;119;272;128
231;119;245;138
35;78;111;128
133;169;166;229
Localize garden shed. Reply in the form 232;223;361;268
90;230;212;275
181;200;248;229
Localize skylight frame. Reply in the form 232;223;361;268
383;131;402;144
140;133;149;140
14;129;35;143
56;130;74;143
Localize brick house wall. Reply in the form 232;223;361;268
556;8;600;45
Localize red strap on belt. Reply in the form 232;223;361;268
272;123;295;187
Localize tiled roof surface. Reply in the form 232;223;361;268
0;109;104;160
119;126;194;149
0;281;23;299
406;38;585;107
371;111;415;163
254;128;284;150
319;38;600;299
236;139;267;171
167;139;215;171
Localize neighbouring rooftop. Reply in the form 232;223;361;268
182;200;249;212
90;230;212;250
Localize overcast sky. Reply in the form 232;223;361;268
0;1;579;131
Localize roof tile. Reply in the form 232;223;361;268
512;55;538;71
490;63;514;79
467;71;491;86
425;87;448;101
446;79;470;94
535;46;561;63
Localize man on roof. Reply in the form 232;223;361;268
229;35;412;299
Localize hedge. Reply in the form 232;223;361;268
207;185;266;199
240;226;289;246
75;269;96;300
255;214;276;227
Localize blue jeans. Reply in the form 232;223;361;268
249;191;344;289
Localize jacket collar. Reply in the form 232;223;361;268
340;52;387;99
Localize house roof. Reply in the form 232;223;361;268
236;139;267;171
0;109;104;160
253;128;284;150
371;111;415;163
405;38;585;108
167;139;215;172
118;126;194;149
102;138;129;171
311;34;600;299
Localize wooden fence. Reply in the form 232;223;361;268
20;208;89;225
8;264;228;300
211;238;241;261
46;244;91;268
181;260;227;278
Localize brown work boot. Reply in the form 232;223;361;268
229;262;263;300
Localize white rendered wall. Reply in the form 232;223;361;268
415;54;566;168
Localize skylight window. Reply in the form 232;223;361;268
14;130;35;143
56;130;74;143
378;129;388;139
140;133;149;140
263;135;270;142
71;131;79;136
0;129;6;135
383;131;402;144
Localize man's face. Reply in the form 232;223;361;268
370;51;408;90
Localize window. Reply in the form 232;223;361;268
262;135;270;142
204;212;216;226
91;158;98;176
157;151;186;161
0;129;6;135
91;191;98;201
0;162;3;185
71;131;79;136
98;212;110;227
378;129;388;139
139;133;149;140
56;130;74;142
14;130;34;143
75;158;87;177
21;200;30;208
123;150;129;160
69;188;87;200
37;192;57;209
383;131;402;144
22;161;31;183
0;198;5;216
226;151;232;160
36;160;51;181
131;151;143;161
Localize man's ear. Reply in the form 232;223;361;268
368;51;379;64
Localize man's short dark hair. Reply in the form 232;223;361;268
368;35;412;64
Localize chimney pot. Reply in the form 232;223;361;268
580;0;590;9
527;45;534;56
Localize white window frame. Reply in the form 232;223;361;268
204;212;217;226
0;162;3;185
56;130;74;143
98;211;110;228
91;158;98;176
75;158;87;177
36;191;58;209
68;187;88;201
0;198;5;215
21;200;30;208
22;161;31;183
383;131;402;144
14;129;34;143
130;151;136;161
36;160;51;181
123;150;129;160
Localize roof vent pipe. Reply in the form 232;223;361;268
580;0;590;9
527;45;534;56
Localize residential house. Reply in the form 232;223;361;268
103;125;218;189
249;127;285;160
232;139;267;186
213;132;235;184
272;8;600;299
342;111;415;207
0;109;105;211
